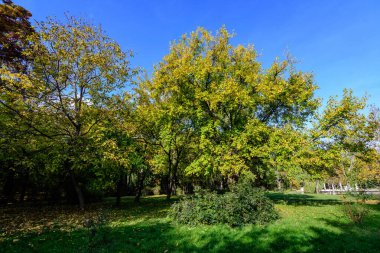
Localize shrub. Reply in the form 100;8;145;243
342;201;370;224
142;185;161;196
169;180;278;226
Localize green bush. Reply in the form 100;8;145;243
169;181;278;226
342;201;370;224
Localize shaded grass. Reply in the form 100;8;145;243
267;192;343;206
1;193;379;253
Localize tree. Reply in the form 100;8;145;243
0;0;34;71
134;77;195;199
144;27;319;188
312;89;379;189
0;0;36;203
4;16;133;209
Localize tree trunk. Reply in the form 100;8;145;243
2;169;15;204
315;180;319;194
167;159;179;200
166;153;173;200
166;175;172;200
134;169;145;203
19;173;29;202
115;177;123;206
275;168;282;191
276;176;282;191
70;173;85;210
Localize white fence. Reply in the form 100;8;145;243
319;189;380;195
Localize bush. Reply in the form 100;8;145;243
169;180;278;227
342;201;370;224
142;185;161;196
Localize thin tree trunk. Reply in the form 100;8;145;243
3;169;15;203
315;180;319;194
167;159;179;200
276;175;282;191
134;169;145;203
70;173;85;210
115;177;123;206
166;174;172;200
166;152;173;200
19;173;29;202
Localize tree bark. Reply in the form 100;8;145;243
2;169;15;203
315;180;319;194
166;174;172;200
276;175;282;191
70;173;85;210
166;152;173;200
134;169;145;203
167;159;179;200
19;173;29;202
115;177;123;206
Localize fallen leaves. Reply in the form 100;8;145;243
0;203;108;237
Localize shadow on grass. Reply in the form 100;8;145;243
2;207;379;253
1;195;379;253
267;192;342;206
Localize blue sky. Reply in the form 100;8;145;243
16;0;380;107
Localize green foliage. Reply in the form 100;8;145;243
169;181;278;226
0;7;378;209
342;201;370;225
310;90;379;186
341;193;371;225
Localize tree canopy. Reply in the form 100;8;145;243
0;2;378;208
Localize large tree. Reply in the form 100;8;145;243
2;16;133;208
0;0;36;203
135;78;195;199
144;27;319;188
311;90;379;189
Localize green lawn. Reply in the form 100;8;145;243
1;193;379;253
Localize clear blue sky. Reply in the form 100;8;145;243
16;0;380;107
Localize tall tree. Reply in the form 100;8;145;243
312;89;378;188
145;27;319;187
135;78;195;199
4;16;133;209
0;0;35;203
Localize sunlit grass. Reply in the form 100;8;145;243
1;193;379;253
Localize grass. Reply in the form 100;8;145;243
0;193;379;253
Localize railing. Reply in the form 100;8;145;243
319;189;380;195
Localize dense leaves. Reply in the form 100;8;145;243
0;1;378;209
0;0;34;71
169;179;279;226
